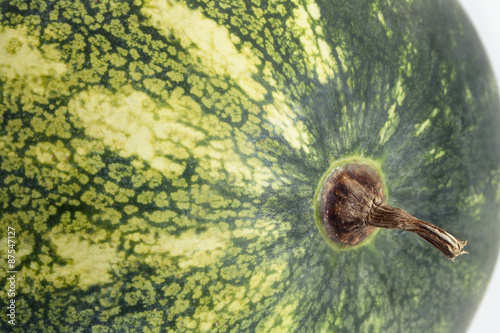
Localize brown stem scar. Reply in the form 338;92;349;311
318;162;467;260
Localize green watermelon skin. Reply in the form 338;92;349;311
0;0;499;332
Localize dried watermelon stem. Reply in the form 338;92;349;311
318;162;467;260
367;200;468;260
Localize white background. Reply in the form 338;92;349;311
457;1;500;332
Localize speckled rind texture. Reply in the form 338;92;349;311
0;0;499;332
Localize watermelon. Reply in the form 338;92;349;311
1;0;499;331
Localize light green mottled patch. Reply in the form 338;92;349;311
248;261;288;303
134;227;231;268
379;77;406;143
376;10;393;38
287;1;336;84
462;192;486;220
141;0;266;101
379;102;398;144
0;25;68;112
415;108;440;136
415;119;431;136
335;46;348;73
0;26;66;79
425;148;446;164
68;85;276;195
263;92;312;154
68;86;187;179
394;77;406;105
257;297;299;332
140;0;320;156
48;233;119;290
